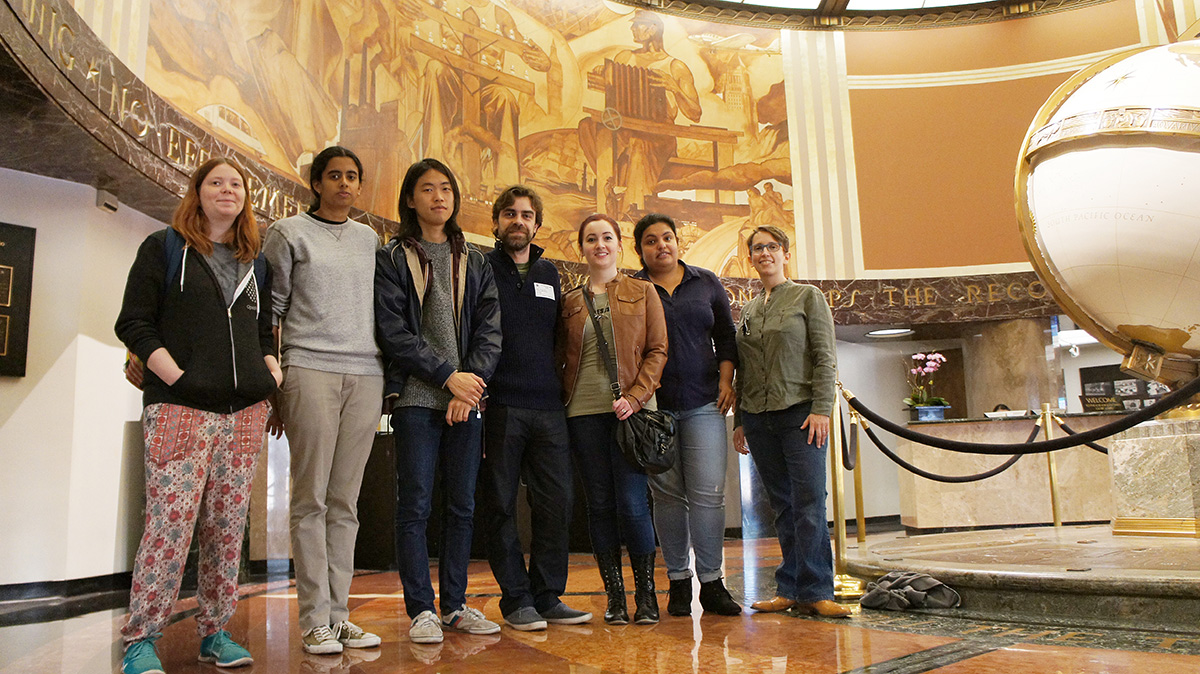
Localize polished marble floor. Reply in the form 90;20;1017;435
3;536;1199;673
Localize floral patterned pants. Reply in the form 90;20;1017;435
121;400;270;643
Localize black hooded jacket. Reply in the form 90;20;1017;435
115;229;278;413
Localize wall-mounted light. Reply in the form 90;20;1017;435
865;328;914;339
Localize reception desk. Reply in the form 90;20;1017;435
896;413;1123;532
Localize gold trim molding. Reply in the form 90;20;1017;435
1027;107;1200;156
1014;47;1149;362
1113;517;1200;537
612;0;1114;31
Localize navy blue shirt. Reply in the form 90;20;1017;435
635;262;737;411
486;244;564;410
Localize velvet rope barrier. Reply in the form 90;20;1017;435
1055;418;1110;455
857;420;1037;483
841;373;1200;455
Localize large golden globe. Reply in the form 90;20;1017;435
1017;40;1200;372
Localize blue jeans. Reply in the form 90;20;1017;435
479;404;574;616
392;406;483;618
742;402;834;603
648;402;728;582
567;413;656;555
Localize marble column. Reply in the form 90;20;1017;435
964;318;1059;417
1110;418;1200;537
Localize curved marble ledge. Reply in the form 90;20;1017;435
0;0;401;231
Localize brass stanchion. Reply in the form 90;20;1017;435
831;390;864;599
1041;402;1063;527
852;413;867;545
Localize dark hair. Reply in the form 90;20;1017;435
577;213;621;250
308;146;364;213
397;158;462;240
746;225;791;255
633;213;675;260
492;185;544;229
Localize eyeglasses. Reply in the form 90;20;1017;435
751;242;783;255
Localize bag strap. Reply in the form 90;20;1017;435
163;227;186;291
582;289;623;402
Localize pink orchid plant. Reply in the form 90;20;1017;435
905;352;949;407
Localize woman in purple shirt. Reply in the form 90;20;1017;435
633;213;742;617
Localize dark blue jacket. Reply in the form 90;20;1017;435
635;261;737;411
374;234;502;400
486;244;563;410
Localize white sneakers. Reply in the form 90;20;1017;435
332;620;381;649
304;621;381;653
302;625;342;655
442;605;501;635
409;606;501;643
409;610;444;644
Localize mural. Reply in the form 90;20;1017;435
145;0;791;273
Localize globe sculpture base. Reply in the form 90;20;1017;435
1111;418;1200;538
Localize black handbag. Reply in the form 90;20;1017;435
583;290;678;475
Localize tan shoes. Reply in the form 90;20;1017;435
797;600;852;618
749;596;796;612
750;597;852;618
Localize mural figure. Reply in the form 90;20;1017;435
579;10;702;216
145;0;793;276
416;0;551;199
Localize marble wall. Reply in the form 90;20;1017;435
964;318;1059;418
896;414;1119;531
1110;419;1200;536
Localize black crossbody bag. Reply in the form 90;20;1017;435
583;290;678;475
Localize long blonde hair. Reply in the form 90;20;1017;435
172;157;259;263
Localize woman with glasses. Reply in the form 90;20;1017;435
732;225;850;618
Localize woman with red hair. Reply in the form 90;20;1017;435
115;157;280;674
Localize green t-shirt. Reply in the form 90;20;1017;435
567;294;618;417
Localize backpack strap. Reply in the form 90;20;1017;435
163;227;187;292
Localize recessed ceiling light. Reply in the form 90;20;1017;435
865;328;914;338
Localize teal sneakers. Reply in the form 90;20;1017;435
121;635;164;674
197;630;253;668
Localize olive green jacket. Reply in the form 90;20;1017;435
734;280;837;424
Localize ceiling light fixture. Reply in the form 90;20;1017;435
865;328;915;338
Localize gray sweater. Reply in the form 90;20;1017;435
263;212;383;376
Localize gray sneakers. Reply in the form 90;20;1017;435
539;602;594;625
503;606;548;631
409;610;444;644
442;605;501;635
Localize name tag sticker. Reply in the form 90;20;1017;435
534;282;555;300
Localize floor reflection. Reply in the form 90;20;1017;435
1;539;1198;673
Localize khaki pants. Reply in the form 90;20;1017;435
280;366;384;631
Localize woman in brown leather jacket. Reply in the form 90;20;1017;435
557;213;668;626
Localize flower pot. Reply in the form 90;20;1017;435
910;405;949;422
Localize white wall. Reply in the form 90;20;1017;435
0;168;162;585
832;337;969;520
834;340;911;520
